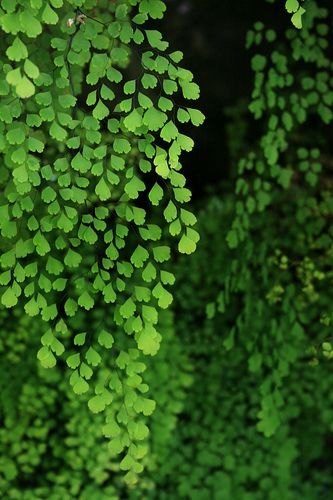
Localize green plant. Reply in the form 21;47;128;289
228;0;332;249
157;195;333;499
0;0;203;483
1;0;333;497
0;308;191;498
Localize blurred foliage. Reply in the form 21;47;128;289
0;309;191;498
166;195;333;499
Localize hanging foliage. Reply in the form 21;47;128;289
0;0;203;483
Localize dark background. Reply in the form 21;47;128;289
159;0;289;196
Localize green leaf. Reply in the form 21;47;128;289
125;176;145;199
180;208;197;226
160;270;175;285
170;51;183;63
155;55;169;74
1;287;18;308
67;353;81;369
88;395;107;414
103;419;121;438
42;4;59;24
73;377;89;395
142;262;157;282
153;246;170;263
6;67;21;87
140;0;166;19
93;100;109;120
46;256;64;276
28;136;43;152
41;186;56;203
86;347;102;367
251;54;267;72
16;77;35;98
137;326;160;355
152;282;173;309
131;245;149;268
145;30;168;51
95;177;112;201
291;7;305;29
78;291;94;310
140;397;156;416
123;109;143;132
120;453;135;472
158;96;173;112
103;283;117;303
71;152;91;173
143;107;167;131
148;183;164;205
174;187;192;203
285;0;299;13
180;81;200;100
74;332;87;346
187;108;205;126
87;90;97;106
6;127;25;145
178;234;197;255
50;121;67;142
226;229;238;249
163;79;178;95
177;108;190;123
58;94;77;109
33;231;51;256
141;73;158;89
138;92;153;108
120;297;136;319
98;330;114;349
111;46;129;64
41;329;55;347
37;346;56;368
79;363;93;380
6;37;28;61
113;137;131;154
124;80;136;95
19;10;42;38
161;121;178;142
164;201;178;222
64;298;77;317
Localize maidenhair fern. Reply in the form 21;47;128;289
213;0;333;438
227;0;331;250
0;0;203;482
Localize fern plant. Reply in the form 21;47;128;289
0;307;191;498
227;0;332;248
1;0;333;497
214;0;333;441
0;0;203;482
